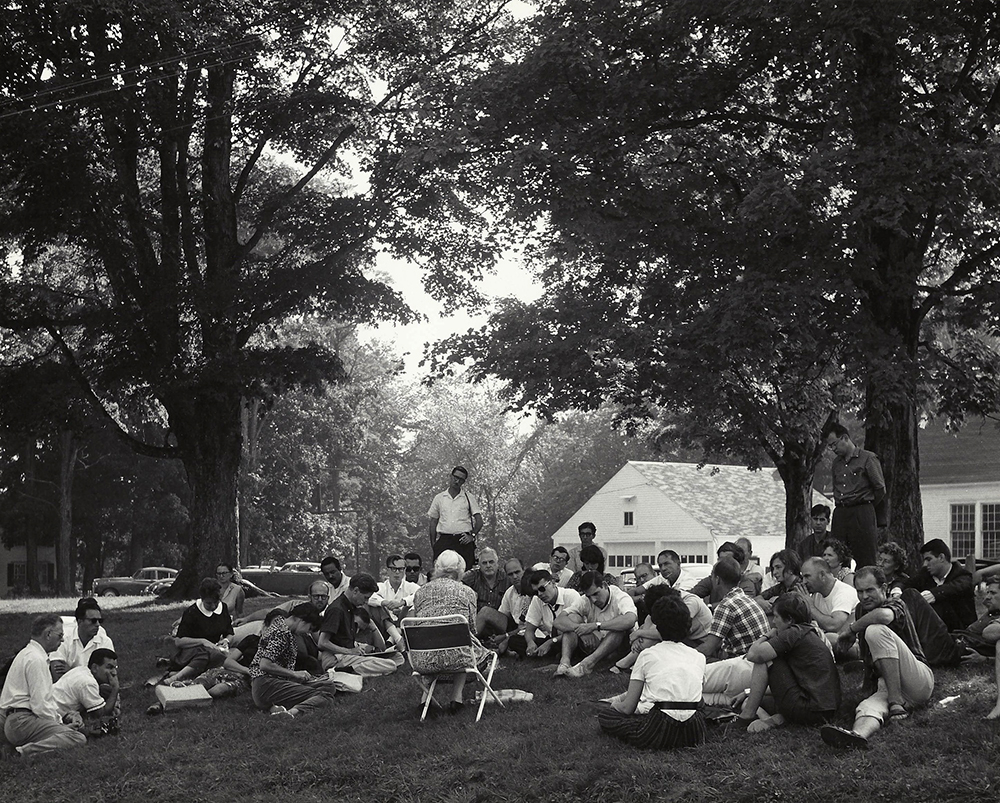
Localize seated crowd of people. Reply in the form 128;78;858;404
3;527;1000;758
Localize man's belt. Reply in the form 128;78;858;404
437;531;473;537
837;499;872;508
5;707;33;715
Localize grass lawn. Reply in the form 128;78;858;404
2;597;1000;803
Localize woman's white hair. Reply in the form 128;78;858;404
433;549;467;580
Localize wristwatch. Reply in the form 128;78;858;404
596;622;602;632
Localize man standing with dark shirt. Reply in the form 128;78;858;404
822;422;887;569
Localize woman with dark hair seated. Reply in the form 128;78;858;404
731;594;841;733
821;538;855;587
162;578;234;685
877;541;909;596
567;545;619;592
756;549;805;614
250;604;334;719
598;590;707;750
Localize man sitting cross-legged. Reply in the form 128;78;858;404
0;614;87;758
251;605;335;720
730;595;840;733
821;565;934;750
597;590;708;750
523;570;582;661
555;570;638;678
51;648;120;737
317;573;402;677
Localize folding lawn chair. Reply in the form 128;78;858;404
400;614;504;723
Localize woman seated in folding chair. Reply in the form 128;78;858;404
410;549;492;715
598;589;707;750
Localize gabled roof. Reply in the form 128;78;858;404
918;417;1000;485
628;461;832;543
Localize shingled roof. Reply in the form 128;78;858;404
918;418;1000;485
628;461;832;543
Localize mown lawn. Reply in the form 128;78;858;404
2;598;999;803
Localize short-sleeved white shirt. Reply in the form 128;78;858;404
632;640;706;720
812;579;858;622
427;489;482;534
50;618;115;669
499;585;531;622
564;584;637;626
51;665;105;717
525;587;581;638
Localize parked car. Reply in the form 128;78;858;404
240;562;323;595
94;567;178;596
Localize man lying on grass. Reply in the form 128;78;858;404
821;565;933;750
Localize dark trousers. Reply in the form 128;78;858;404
831;503;878;568
433;532;476;571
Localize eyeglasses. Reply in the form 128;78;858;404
451;474;467;483
389;565;405;572
404;566;421;572
216;571;231;576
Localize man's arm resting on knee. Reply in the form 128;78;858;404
745;630;779;663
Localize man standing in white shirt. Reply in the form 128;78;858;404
0;614;87;758
427;465;483;570
50;598;115;681
556;571;638;678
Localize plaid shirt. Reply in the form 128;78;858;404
462;569;510;612
709;587;769;658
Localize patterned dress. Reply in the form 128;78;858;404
411;577;491;669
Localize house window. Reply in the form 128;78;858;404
984;504;1000;560
682;554;710;564
623;511;634;526
950;504;976;560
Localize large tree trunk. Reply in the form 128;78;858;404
21;436;41;595
57;429;79;595
775;444;820;551
166;389;243;597
239;396;265;565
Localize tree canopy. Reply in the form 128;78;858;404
431;0;1000;552
0;0;517;588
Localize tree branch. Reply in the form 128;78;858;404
44;325;179;460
